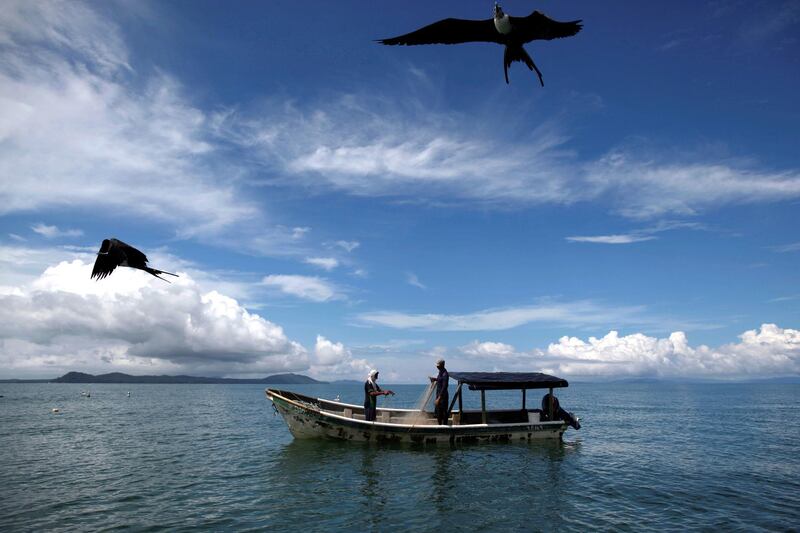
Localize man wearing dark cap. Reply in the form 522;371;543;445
433;359;449;425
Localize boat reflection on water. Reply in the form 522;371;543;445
268;437;581;529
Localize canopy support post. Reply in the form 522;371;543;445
481;390;487;424
548;387;554;421
446;382;463;420
522;388;526;410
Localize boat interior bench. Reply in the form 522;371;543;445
323;406;543;425
458;409;543;425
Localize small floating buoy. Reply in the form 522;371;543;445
127;391;131;397
52;408;60;414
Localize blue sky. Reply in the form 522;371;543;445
0;0;798;381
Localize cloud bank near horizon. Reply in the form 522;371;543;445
452;325;799;378
0;249;372;380
0;259;311;378
1;255;796;380
0;2;797;383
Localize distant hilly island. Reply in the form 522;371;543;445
1;372;797;385
0;371;333;385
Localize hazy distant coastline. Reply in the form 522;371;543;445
0;371;329;385
1;373;797;385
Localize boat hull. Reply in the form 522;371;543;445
267;389;567;444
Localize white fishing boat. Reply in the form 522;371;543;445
266;372;580;444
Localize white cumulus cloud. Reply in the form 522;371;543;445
586;151;800;219
291;227;311;240
4;1;799;234
406;273;426;289
0;259;308;378
566;220;704;245
218;94;800;218
261;274;342;302
304;257;339;271
311;335;370;378
566;234;656;244
334;240;360;253
433;326;800;379
31;223;83;239
460;340;518;359
356;300;663;332
771;242;800;253
534;325;800;378
0;0;261;239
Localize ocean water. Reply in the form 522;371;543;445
1;382;798;531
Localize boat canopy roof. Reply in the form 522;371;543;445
448;372;568;391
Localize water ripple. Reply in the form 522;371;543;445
1;382;798;531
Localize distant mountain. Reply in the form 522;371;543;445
604;376;800;385
742;376;800;384
607;377;665;384
49;371;326;385
262;373;325;384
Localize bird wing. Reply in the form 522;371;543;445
91;241;126;280
378;17;501;45
510;10;582;43
113;239;150;269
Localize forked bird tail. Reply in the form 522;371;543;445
503;45;544;87
145;267;179;283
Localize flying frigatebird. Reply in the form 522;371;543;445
91;238;178;283
377;3;582;86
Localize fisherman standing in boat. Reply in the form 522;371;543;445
541;392;581;430
433;359;449;425
364;369;394;422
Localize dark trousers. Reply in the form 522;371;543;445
435;394;449;425
364;402;376;421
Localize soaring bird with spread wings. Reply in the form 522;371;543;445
377;3;582;86
91;238;178;283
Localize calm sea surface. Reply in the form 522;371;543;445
1;382;798;531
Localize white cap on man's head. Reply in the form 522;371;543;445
436;359;445;366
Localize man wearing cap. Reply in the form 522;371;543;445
433;359;449;425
